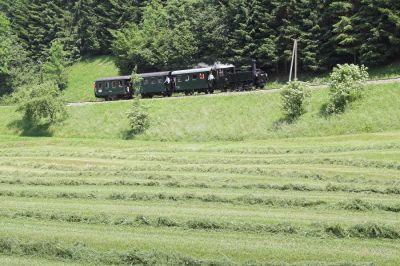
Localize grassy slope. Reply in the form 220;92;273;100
63;56;119;103
62;55;400;102
0;82;399;141
0;134;399;264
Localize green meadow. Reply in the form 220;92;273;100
0;58;399;265
0;133;399;265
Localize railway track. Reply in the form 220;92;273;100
67;77;400;107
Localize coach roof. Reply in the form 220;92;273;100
140;71;170;78
95;75;131;82
172;68;212;75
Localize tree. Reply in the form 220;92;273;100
0;12;35;96
325;64;369;114
42;40;68;90
280;81;310;121
0;12;14;95
131;67;142;96
15;81;67;126
126;99;150;138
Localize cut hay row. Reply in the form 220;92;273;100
1;178;399;196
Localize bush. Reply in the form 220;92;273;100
126;99;150;138
325;64;369;114
14;81;67;126
280;81;310;121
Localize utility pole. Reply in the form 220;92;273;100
289;39;298;82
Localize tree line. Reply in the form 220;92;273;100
1;0;400;95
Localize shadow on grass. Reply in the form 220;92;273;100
272;116;298;129
319;103;331;118
7;118;53;137
120;128;135;140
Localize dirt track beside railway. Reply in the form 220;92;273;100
67;77;400;107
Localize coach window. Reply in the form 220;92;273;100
105;82;109;89
151;78;156;84
158;78;163;84
177;76;182;83
185;75;190;82
111;81;117;88
192;74;198;80
97;83;103;89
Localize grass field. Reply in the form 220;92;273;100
1;59;400;264
0;133;399;265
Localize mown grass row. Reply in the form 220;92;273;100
1;141;399;156
1;190;399;213
1;165;398;187
0;237;372;266
1;178;399;195
2;154;400;171
1;160;397;185
0;237;228;266
1;209;400;240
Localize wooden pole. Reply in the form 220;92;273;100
289;40;295;82
294;39;298;81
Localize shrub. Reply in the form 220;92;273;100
14;81;67;126
325;64;369;114
280;81;310;121
126;99;150;138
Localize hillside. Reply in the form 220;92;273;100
0;81;399;141
63;56;119;103
62;56;400;103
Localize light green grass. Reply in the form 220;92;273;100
0;134;399;264
0;82;399;141
61;55;400;102
63;56;119;103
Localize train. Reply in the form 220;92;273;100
94;60;267;100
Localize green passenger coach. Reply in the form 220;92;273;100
172;68;213;95
94;75;132;101
139;71;172;98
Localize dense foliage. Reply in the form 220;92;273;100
126;99;150;138
0;0;399;89
14;81;67;126
280;81;310;121
325;64;369;114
